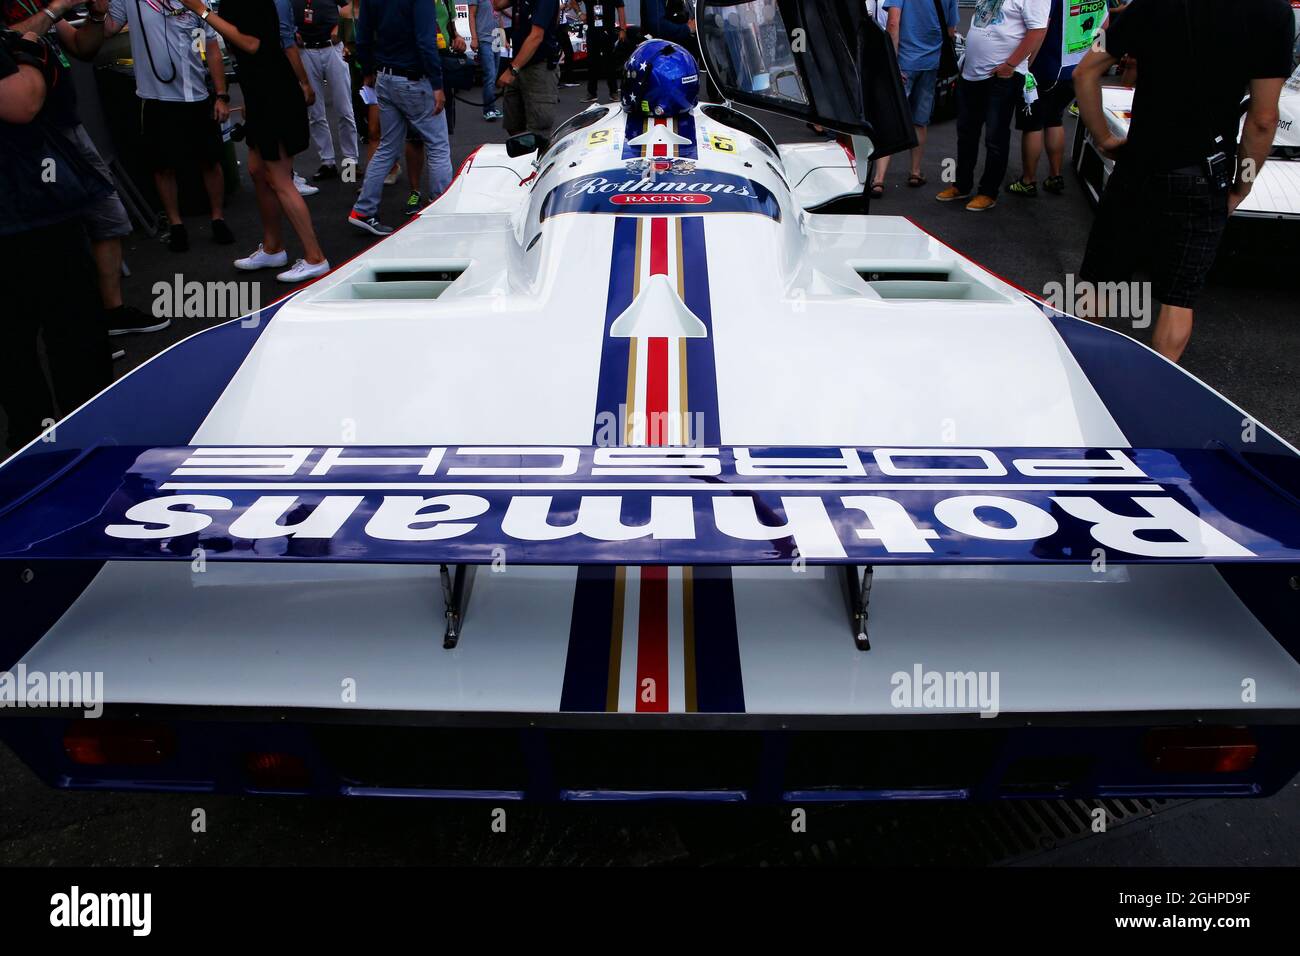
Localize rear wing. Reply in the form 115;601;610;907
1;444;1298;567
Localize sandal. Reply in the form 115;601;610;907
907;173;926;187
869;182;885;199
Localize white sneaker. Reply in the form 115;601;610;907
234;244;289;271
276;258;330;283
293;172;320;197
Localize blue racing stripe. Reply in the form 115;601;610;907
560;565;620;712
690;566;746;713
680;214;720;446
591;216;640;441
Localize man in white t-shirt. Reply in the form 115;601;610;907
936;0;1049;210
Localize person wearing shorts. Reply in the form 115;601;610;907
1009;0;1106;197
872;0;958;197
1073;0;1292;363
105;0;234;253
2;0;167;333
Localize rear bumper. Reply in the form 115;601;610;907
3;709;1297;802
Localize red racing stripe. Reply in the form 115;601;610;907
636;209;672;707
635;565;670;712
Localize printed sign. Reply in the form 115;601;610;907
540;169;781;220
2;446;1298;567
1065;0;1107;56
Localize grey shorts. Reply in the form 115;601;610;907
60;124;131;241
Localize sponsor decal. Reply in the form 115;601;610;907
610;193;711;206
540;168;781;220
7;446;1298;566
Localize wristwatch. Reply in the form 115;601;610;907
200;7;211;19
509;66;520;77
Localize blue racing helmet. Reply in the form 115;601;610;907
621;40;701;118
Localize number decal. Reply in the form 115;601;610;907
587;129;612;147
709;134;737;153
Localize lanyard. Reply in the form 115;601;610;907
16;0;72;66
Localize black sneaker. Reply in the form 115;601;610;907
168;223;189;252
106;304;171;336
313;163;339;181
1043;175;1066;195
211;218;235;245
348;211;394;236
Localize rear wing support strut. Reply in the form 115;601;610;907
842;565;874;652
439;564;476;649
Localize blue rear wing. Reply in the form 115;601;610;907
0;444;1298;566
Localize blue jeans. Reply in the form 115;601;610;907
955;73;1020;198
478;40;497;114
354;73;452;217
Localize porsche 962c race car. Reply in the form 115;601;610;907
1;1;1299;803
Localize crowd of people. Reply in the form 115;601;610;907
0;0;1293;452
871;0;1291;362
0;0;594;449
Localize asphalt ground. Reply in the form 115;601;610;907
1;79;1298;866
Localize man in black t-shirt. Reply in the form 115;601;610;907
1073;0;1293;363
580;0;625;102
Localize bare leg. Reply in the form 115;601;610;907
201;161;226;220
92;238;123;310
910;125;927;177
262;150;327;264
153;169;182;225
1044;125;1066;178
872;153;889;188
1019;129;1043;184
247;147;285;254
1151;304;1193;363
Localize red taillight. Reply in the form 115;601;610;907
244;752;311;790
1144;727;1258;774
63;720;176;766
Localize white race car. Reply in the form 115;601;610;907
2;1;1299;802
1073;69;1300;224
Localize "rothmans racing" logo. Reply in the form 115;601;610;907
540;169;781;221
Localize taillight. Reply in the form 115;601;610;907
244;752;311;790
63;720;176;766
1144;727;1257;773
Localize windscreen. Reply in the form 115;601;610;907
698;0;808;109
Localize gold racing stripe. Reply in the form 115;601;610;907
683;567;697;712
606;566;627;712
